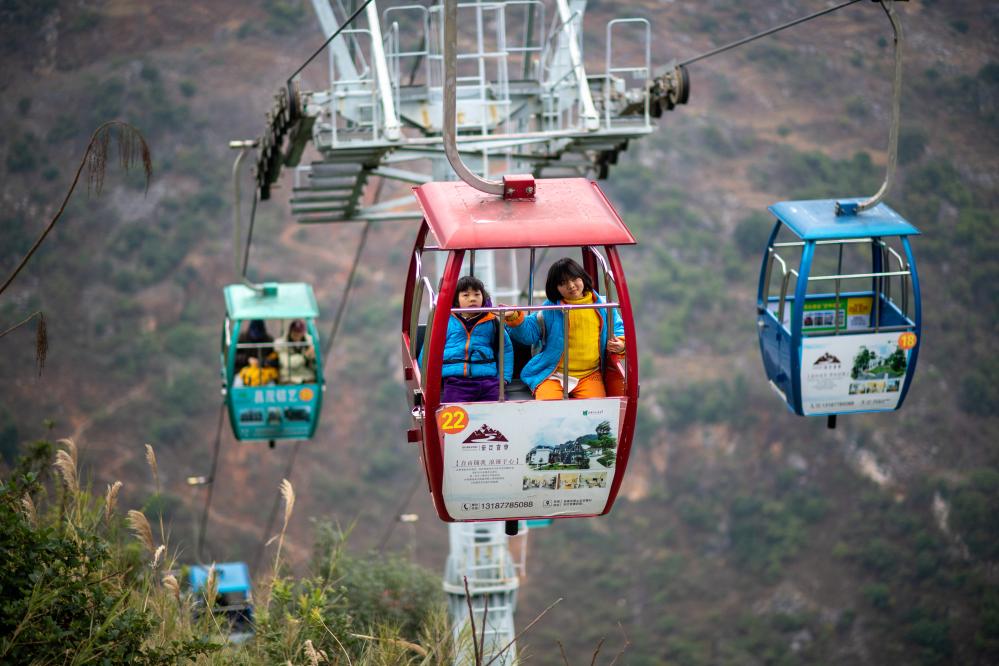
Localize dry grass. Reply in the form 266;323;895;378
127;509;155;555
162;574;181;604
144;444;159;493
104;481;123;524
151;544;166;569
20;493;37;527
53;449;79;494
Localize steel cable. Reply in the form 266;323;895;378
251;439;303;576
287;0;376;85
677;0;864;67
195;404;227;565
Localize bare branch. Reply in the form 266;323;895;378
464;576;481;666
558;641;570;666
0;311;47;375
590;637;606;666
0;121;152;298
479;592;489;664
484;597;563;666
605;623;632;666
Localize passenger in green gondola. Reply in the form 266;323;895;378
236;319;279;386
276;319;316;384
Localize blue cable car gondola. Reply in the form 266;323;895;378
188;561;254;642
221;282;324;443
756;199;921;424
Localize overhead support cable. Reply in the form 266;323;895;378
194;404;227;565
840;0;903;215
288;0;376;84
676;0;864;67
251;440;302;576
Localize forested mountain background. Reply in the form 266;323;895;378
2;1;997;664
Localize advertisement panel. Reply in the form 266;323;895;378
801;331;916;415
440;398;623;520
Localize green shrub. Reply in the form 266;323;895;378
0;441;215;664
905;614;953;664
949;19;969;34
958;357;999;417
949;469;999;561
863;582;891;609
664;376;754;430
733;211;773;257
5;132;38;173
898;127;929;165
178;79;197;98
728;495;804;580
859;538;900;574
0;406;18;465
264;0;307;34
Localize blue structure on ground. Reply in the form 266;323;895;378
188;561;254;640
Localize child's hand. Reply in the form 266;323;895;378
502;308;522;324
606;336;625;354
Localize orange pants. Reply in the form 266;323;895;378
534;371;606;400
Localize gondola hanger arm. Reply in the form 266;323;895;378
442;0;534;200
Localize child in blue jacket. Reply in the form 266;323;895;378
422;275;513;402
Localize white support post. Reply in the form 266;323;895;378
309;0;360;82
556;0;599;130
365;1;402;141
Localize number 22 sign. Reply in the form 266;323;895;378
437;406;469;435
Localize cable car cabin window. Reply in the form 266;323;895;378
763;225;802;331
764;235;915;337
231;319;318;387
420;246;628;403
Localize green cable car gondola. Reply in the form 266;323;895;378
221;282;324;443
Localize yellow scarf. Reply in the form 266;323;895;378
556;293;601;378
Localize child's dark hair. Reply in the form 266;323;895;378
545;257;593;302
454;275;490;308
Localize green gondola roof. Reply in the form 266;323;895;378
224;283;319;320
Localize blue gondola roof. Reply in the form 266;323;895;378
224;283;319;320
188;561;252;594
769;199;920;241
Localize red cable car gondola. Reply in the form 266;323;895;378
401;176;639;527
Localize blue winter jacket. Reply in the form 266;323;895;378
506;291;623;392
420;313;514;383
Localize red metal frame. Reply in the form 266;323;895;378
401;178;639;522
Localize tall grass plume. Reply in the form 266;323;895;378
144;443;159;493
127;509;155;554
104;480;123;524
53;448;79;494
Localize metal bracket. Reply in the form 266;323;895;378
502;174;536;201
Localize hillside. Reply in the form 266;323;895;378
2;1;998;664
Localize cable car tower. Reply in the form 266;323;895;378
255;0;687;225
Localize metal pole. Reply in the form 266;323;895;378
365;0;402;140
561;307;569;399
443;0;504;195
229;140;264;293
845;0;903;215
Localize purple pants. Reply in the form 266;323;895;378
441;376;500;403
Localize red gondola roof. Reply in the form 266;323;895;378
412;178;635;250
